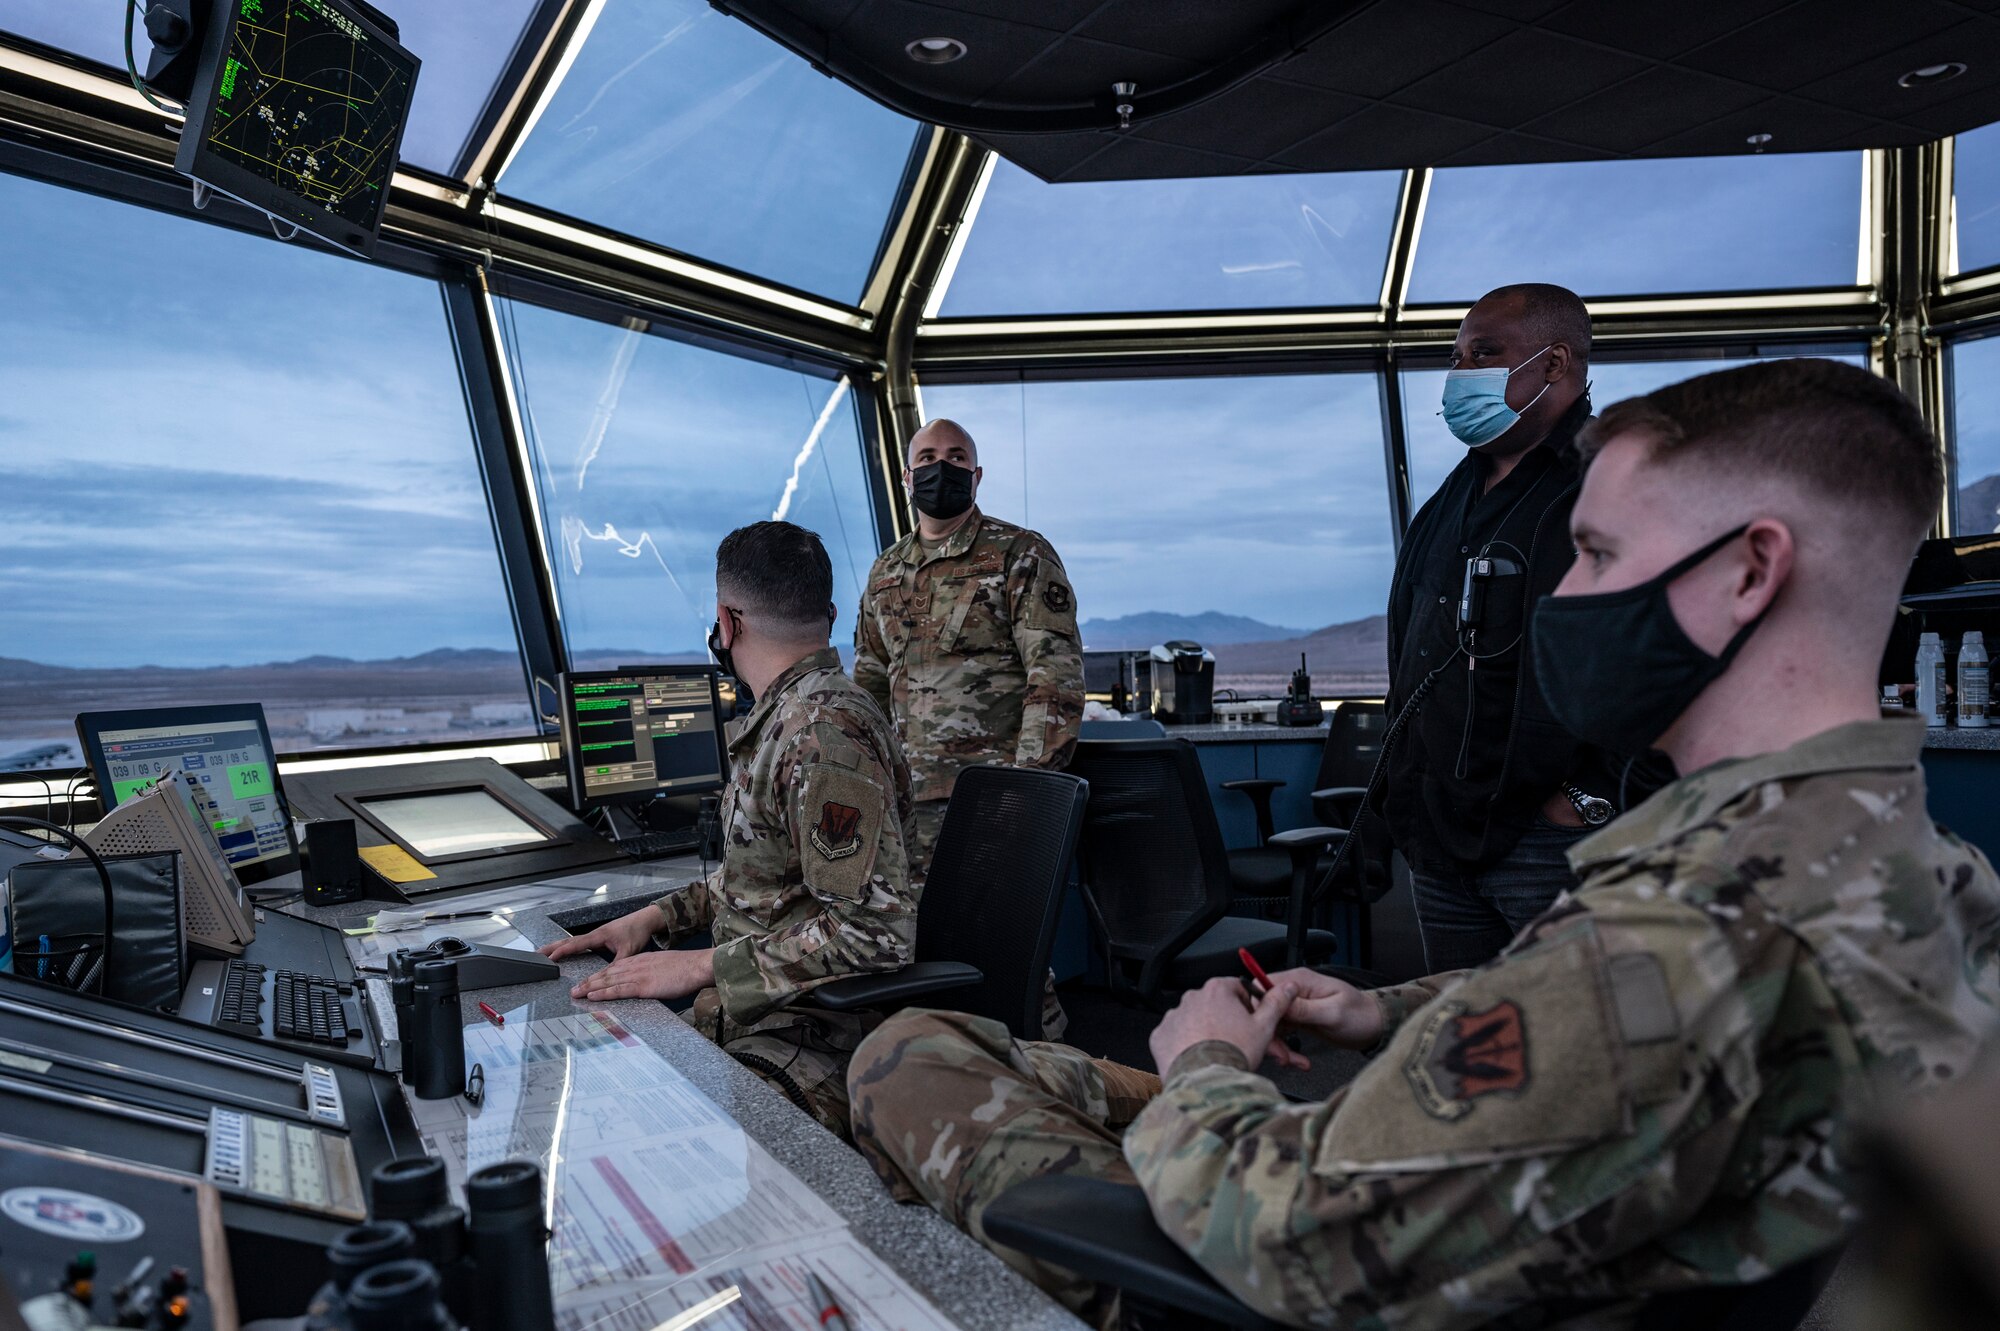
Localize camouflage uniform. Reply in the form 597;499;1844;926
647;647;918;1137
848;718;2000;1327
856;506;1085;1038
855;505;1086;866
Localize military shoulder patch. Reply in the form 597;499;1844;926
794;763;889;900
1405;999;1529;1121
811;801;864;861
1041;581;1072;613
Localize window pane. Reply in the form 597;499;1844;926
0;0;545;175
1400;351;1871;514
1408;153;1861;302
1951;336;2000;534
1954;122;2000;275
497;301;879;659
500;0;919;303
938;158;1403;315
0;170;531;769
916;375;1395;694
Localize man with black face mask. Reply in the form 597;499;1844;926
856;419;1084;1039
1384;283;1661;973
842;359;1999;1328
855;419;1085;877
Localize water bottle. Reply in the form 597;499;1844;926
1916;632;1948;727
1960;631;1990;728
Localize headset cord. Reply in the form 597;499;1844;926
1297;648;1463;955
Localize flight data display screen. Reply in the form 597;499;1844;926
567;673;725;805
190;0;417;240
97;719;290;869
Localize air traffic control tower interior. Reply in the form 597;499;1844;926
5;3;2000;1328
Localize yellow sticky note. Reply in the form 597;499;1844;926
359;843;437;884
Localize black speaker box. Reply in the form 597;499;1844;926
302;818;364;905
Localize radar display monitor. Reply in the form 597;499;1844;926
174;0;419;256
560;667;728;811
77;703;299;884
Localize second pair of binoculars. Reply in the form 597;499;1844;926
308;1155;556;1331
386;949;468;1101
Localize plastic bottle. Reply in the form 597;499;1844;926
1960;630;1990;728
1881;684;1904;712
1916;632;1948;727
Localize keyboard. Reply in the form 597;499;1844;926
185;958;372;1064
613;826;701;860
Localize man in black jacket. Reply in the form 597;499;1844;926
1382;283;1652;971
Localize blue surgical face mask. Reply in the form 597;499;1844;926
1440;345;1553;447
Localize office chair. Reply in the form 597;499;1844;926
811;765;1087;1039
1067;739;1337;1009
1221;702;1395;967
983;1177;1842;1331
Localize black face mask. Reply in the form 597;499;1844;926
1532;525;1768;757
709;616;746;705
909;461;976;520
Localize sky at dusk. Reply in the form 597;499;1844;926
0;0;1988;684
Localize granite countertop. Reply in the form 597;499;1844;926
1923;726;2000;751
284;862;1083;1331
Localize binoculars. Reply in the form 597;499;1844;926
307;1157;555;1331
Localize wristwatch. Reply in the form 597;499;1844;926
1564;785;1616;826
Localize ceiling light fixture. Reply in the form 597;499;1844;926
1899;61;1967;88
1746;132;1773;151
1113;81;1138;130
905;37;967;64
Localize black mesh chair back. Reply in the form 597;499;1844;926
1317;701;1387;793
1067;739;1232;996
916;765;1088;1040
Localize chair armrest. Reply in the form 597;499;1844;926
1308;786;1366;803
982;1178;1288;1331
806;961;982;1012
1267;826;1344;852
1220;778;1284;844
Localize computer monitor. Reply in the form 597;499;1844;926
172;0;419;257
82;771;258;956
77;704;300;885
558;667;728;812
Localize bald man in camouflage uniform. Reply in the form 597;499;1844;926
546;522;917;1137
857;418;1084;1037
847;362;2000;1326
856;419;1085;868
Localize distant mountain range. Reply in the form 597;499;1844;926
1213;615;1388;677
1080;611;1303;650
0;647;700;678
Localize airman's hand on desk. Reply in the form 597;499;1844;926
539;904;663;962
1260;968;1383;1070
571;947;715;1004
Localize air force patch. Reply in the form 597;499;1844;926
1406;998;1528;1121
811;800;864;861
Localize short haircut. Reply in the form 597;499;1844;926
907;417;978;464
1581;358;1943;548
715;521;834;639
1480;283;1593;362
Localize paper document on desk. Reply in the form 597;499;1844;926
554;1231;957;1331
412;1012;941;1328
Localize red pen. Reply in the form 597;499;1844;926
1238;947;1275;997
477;1001;505;1026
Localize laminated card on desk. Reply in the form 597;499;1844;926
406;1011;958;1331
